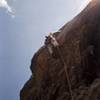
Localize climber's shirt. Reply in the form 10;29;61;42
49;33;59;47
45;33;59;57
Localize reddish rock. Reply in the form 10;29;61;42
20;0;100;100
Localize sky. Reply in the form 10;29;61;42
0;0;91;100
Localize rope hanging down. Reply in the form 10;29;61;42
45;33;74;100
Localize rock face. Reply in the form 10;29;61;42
20;0;100;100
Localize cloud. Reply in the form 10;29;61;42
0;0;15;17
75;0;92;14
79;0;92;11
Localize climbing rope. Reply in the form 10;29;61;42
56;46;74;100
45;33;74;100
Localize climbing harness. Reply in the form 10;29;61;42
45;33;74;100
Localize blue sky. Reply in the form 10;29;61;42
0;0;91;100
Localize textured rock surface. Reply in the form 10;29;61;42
20;0;100;100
